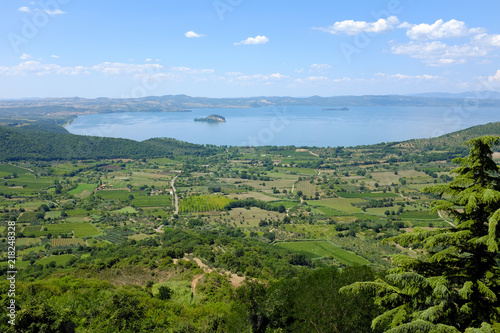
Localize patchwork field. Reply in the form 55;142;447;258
276;240;371;265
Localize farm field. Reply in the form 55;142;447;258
179;195;233;213
276;240;371;265
316;198;364;214
229;191;278;202
276;167;317;175
95;190;131;200
112;206;138;214
132;195;172;207
0;164;31;177
336;192;398;198
47;223;100;238
68;183;98;196
204;207;284;228
36;254;76;266
51;238;85;247
294;181;317;197
44;211;62;219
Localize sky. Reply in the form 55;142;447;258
1;0;500;99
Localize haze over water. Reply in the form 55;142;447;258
65;106;500;147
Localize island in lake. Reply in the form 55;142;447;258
194;114;226;123
323;107;349;111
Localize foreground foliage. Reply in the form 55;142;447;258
342;136;500;332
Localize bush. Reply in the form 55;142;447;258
158;285;174;300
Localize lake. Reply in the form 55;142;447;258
65;106;500;147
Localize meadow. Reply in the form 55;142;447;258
276;240;371;265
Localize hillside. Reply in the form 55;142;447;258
401;122;500;150
0;125;216;161
1;121;500;161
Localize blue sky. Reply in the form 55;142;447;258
1;0;500;98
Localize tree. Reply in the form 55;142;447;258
241;266;380;332
341;136;500;332
157;285;174;300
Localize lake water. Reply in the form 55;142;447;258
65;106;500;147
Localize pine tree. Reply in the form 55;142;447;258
341;136;500;333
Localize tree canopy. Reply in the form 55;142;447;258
341;136;500;332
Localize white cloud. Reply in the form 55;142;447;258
185;31;204;38
18;6;31;13
310;63;332;70
473;33;500;48
0;61;89;76
222;72;291;85
294;76;329;83
403;19;483;41
391;40;488;66
44;9;66;15
20;53;32;60
225;72;243;76
50;55;60;58
392;18;500;66
0;61;218;79
269;73;289;79
170;67;214;74
314;16;399;35
487;69;500;82
91;62;163;75
375;73;440;80
145;58;152;62
234;35;269;45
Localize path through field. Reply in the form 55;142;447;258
438;210;456;227
187;256;246;295
171;175;179;215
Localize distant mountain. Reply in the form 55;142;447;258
1;93;500;120
409;91;500;99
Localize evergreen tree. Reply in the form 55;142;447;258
341;136;500;333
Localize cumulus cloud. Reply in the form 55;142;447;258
185;31;204;38
18;6;31;13
391;40;489;66
42;9;66;15
171;67;214;74
0;61;217;81
20;53;32;60
269;73;289;79
375;73;440;80
402;19;484;41
314;16;399;35
487;69;500;82
50;55;60;58
391;18;500;66
473;33;500;47
91;62;163;75
294;76;329;83
234;35;269;45
310;64;332;71
0;61;90;76
221;72;291;86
